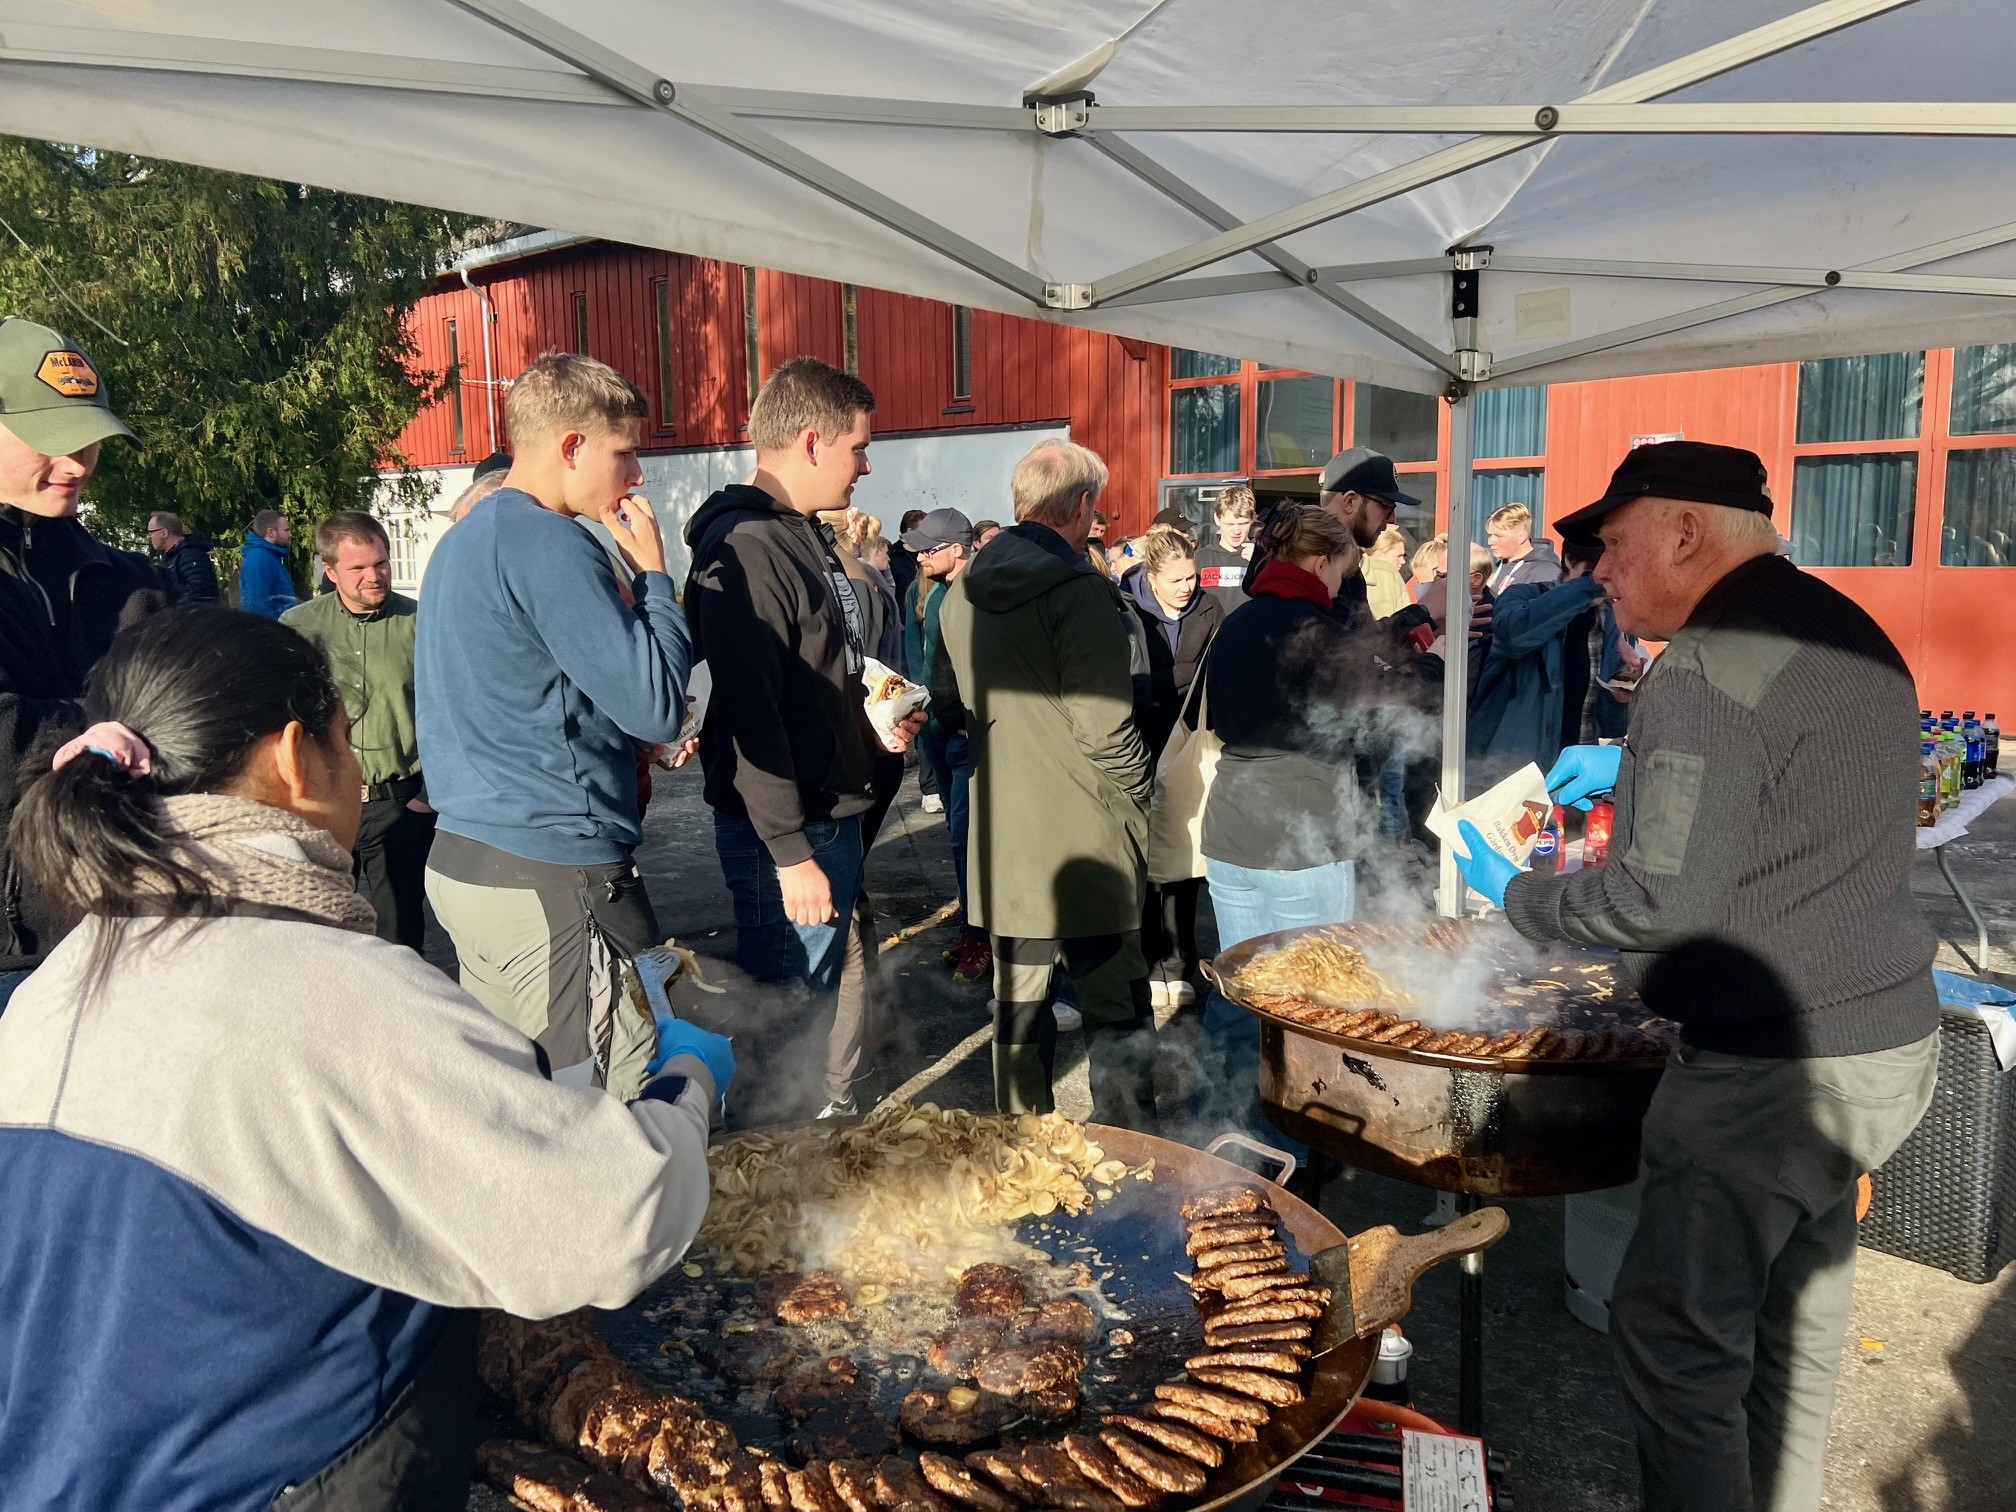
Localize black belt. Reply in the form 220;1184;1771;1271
363;774;425;803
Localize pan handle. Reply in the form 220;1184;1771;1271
1203;1132;1299;1189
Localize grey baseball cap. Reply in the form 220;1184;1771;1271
0;318;136;456
901;507;975;551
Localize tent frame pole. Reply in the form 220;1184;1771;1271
1086;0;1919;304
1494;218;2016;382
442;0;1050;305
1086;134;1462;377
1437;385;1478;918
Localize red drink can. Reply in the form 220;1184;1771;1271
1583;799;1614;867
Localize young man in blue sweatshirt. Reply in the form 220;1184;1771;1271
417;352;691;1095
238;509;298;618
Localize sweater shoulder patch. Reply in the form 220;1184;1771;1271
1660;621;1799;711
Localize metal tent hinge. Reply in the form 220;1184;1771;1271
1027;93;1094;137
1455;350;1493;383
1045;283;1094;310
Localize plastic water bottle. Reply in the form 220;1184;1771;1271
1986;713;2001;780
1939;718;1964;810
1919;742;1942;827
1962;712;1985;791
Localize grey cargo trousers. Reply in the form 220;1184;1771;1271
1613;1032;1939;1512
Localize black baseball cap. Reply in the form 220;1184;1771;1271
1318;446;1420;508
471;449;514;482
901;507;974;551
1555;441;1772;545
1150;507;1196;533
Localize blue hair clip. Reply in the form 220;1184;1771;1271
83;745;128;768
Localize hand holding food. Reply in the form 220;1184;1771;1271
861;655;931;752
604;492;667;575
1544;743;1622;810
1454;819;1520;909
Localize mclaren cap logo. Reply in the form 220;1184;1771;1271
36;350;101;399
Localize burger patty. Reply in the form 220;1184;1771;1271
898;1387;1013;1446
775;1272;852;1325
786;1403;896;1463
776;1357;866;1419
919;1453;1022;1512
1152;1382;1270;1425
757;1456;793;1512
1060;1433;1159;1509
1180;1185;1272;1221
1099;1414;1223;1469
1016;1445;1126;1512
1014;1379;1083;1420
1203;1320;1313;1348
788;1467;849;1512
1208;1297;1324;1327
1191;1257;1289;1290
1183;1223;1276;1255
954;1264;1029;1319
872;1457;951;1512
963;1451;1037;1503
1142;1399;1258;1444
1100;1429;1208;1495
714;1328;801;1387
1218;1272;1321;1300
1183;1349;1305;1376
825;1461;881;1512
1186;1367;1305;1407
1023;1296;1099;1346
971;1342;1085;1397
1193;1240;1288;1270
927;1321;1007;1379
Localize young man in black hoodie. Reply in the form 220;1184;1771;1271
0;318;168;1005
685;358;921;1119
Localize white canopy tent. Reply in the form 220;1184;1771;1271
6;0;2015;906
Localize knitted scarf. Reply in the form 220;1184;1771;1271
152;794;378;935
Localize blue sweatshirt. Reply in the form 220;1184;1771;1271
416;489;691;864
237;531;298;619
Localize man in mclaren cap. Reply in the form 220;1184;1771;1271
0;318;168;1004
1452;441;1939;1512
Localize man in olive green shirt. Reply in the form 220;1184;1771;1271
283;511;431;949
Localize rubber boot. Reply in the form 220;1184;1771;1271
1083;1015;1162;1133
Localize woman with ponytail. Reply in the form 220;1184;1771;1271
0;605;732;1511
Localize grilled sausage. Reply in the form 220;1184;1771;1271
1364;1017;1424;1045
1100;1430;1208;1495
1183;1349;1306;1376
1153;1382;1270;1425
1482;1029;1525;1055
1388;1024;1437;1049
1499;1027;1549;1059
1186;1367;1306;1407
1100;1414;1224;1469
1142;1399;1260;1443
1060;1433;1161;1508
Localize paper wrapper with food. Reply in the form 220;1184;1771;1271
861;655;929;748
1425;762;1554;890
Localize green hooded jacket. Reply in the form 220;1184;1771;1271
939;524;1151;939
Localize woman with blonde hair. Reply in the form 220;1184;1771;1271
1362;524;1411;618
818;507;902;668
1119;523;1224;1005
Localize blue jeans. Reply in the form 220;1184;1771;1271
917;729;973;925
1194;857;1358;1165
714;813;865;994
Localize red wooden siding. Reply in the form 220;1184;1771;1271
395;243;1161;526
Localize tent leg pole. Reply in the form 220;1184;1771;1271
1436;389;1476;918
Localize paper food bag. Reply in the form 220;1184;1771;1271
1426;762;1554;870
862;655;930;748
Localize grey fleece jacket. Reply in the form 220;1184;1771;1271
1503;553;1939;1059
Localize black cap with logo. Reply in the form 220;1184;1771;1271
1318;446;1421;508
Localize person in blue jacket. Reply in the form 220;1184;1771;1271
238;508;298;618
1465;543;1607;786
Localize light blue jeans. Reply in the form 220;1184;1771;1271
1193;857;1358;1165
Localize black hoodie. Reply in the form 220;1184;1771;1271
160;534;221;602
683;484;875;866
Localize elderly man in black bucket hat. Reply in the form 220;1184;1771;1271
1453;441;1940;1512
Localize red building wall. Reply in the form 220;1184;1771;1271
396;243;1162;526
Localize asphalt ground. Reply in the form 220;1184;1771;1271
457;760;2014;1511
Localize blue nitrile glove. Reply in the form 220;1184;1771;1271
1545;743;1622;811
647;1016;737;1102
1454;820;1521;909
